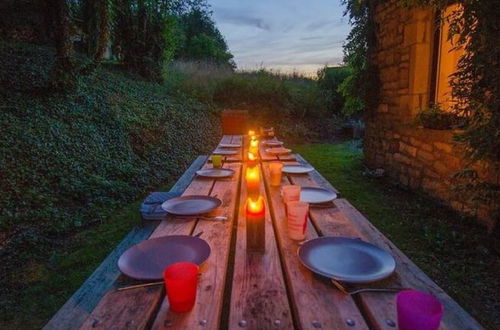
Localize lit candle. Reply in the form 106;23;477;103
247;152;258;166
246;195;265;252
245;165;260;199
248;130;255;137
249;139;259;155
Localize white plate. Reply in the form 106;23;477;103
161;195;222;215
300;187;337;204
219;143;241;148
196;168;235;178
282;165;314;174
213;149;238;155
298;237;396;283
266;147;291;155
263;140;284;147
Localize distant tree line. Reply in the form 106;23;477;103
0;0;234;88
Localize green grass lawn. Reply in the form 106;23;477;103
292;141;499;330
2;142;498;329
1;183;171;330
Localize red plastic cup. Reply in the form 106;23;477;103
397;290;443;330
163;262;199;313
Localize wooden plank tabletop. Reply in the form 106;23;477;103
258;139;296;162
80;160;241;329
69;135;482;330
211;134;244;163
229;163;293;329
266;159;482;330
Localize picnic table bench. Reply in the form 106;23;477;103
45;135;482;330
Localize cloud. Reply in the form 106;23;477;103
299;36;325;41
305;19;346;31
213;8;271;31
209;0;350;73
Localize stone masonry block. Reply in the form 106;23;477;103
399;141;417;157
433;142;453;153
417;149;434;162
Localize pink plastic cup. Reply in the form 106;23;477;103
163;262;199;313
282;185;301;203
286;201;309;241
397;290;443;330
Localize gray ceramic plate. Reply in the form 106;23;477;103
118;235;211;280
161;195;222;215
263;140;284;147
282;165;314;174
196;168;235;178
298;237;396;283
300;187;337;204
213;149;238;155
266;147;291;155
219;143;241;148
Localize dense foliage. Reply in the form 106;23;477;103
317;66;353;114
0;0;233;84
175;7;235;67
340;0;379;116
0;40;219;237
415;104;461;130
164;62;346;141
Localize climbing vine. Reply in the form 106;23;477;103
342;0;500;228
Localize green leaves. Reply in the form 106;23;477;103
0;41;220;234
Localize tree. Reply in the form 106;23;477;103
46;0;77;91
114;0;179;81
81;0;111;73
176;7;235;67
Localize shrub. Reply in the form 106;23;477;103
416;104;462;130
0;41;220;234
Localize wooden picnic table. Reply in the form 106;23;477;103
46;135;482;330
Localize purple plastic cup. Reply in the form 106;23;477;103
397;290;444;330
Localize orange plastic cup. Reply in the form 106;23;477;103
163;262;198;313
269;162;283;186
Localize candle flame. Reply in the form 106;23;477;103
247;196;264;213
248;152;256;161
248;130;255;136
246;165;260;181
250;139;259;147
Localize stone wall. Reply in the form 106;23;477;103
365;1;497;228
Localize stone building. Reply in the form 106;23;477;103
364;2;497;228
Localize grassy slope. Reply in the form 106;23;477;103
292;142;499;330
0;41;220;328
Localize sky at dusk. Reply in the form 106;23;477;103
209;0;351;75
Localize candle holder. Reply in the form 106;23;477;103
247;152;258;166
246;196;265;252
249;139;259;156
245;165;260;199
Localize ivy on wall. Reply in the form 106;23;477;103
342;0;499;226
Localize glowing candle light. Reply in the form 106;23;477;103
246;195;265;252
247;152;257;166
245;165;260;199
248;130;255;137
249;139;259;155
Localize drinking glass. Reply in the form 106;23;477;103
282;185;300;203
211;155;222;168
397;290;443;330
163;262;199;313
286;201;309;241
269;162;283;186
